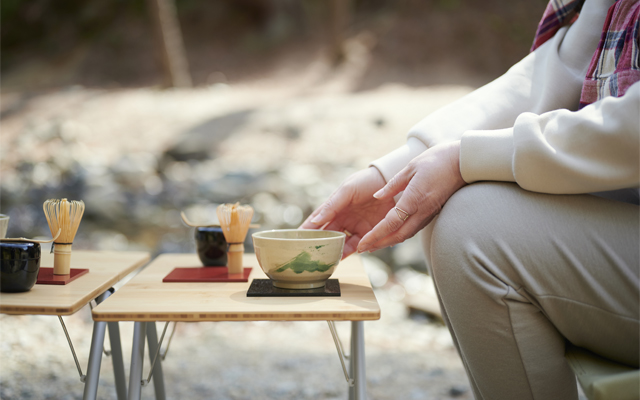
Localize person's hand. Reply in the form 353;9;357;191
300;166;395;258
356;140;467;253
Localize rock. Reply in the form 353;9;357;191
449;384;468;397
283;124;302;140
165;109;255;161
373;117;386;128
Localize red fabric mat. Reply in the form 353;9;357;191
36;268;89;285
163;267;252;283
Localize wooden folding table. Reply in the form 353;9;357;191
0;250;150;400
92;253;381;400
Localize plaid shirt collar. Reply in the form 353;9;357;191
531;0;640;108
531;0;586;52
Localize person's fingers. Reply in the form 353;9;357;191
322;219;345;232
299;194;343;229
363;182;444;251
306;187;355;227
302;167;387;230
302;213;363;259
323;219;362;256
373;167;413;200
357;188;425;252
367;214;434;251
300;206;324;229
357;205;409;253
342;232;362;259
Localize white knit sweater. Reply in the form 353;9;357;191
371;0;639;198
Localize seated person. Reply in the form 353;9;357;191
302;0;640;398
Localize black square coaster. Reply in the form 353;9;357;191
246;279;341;297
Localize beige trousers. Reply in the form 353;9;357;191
421;182;639;400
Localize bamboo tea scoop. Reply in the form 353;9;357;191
0;229;61;243
180;211;259;229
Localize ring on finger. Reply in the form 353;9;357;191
394;206;411;222
343;229;353;237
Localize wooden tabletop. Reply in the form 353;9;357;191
0;250;150;315
92;253;381;322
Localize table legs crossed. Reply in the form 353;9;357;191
128;321;147;400
82;319;108;400
126;321;367;400
146;322;167;400
83;289;127;400
128;322;167;400
108;322;128;400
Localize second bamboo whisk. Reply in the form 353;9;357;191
216;203;254;274
43;198;85;275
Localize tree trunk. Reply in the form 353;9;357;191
147;0;192;88
329;0;350;65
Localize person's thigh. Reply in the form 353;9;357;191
422;182;638;400
431;182;639;364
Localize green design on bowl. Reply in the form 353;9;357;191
274;251;336;274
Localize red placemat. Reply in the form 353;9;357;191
37;268;89;285
163;267;252;283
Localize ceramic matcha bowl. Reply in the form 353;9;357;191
252;229;346;289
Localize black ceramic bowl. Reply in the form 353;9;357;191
1;241;41;293
195;227;227;266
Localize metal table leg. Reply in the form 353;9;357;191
82;290;112;400
349;324;355;400
108;322;128;400
128;321;147;400
351;321;366;400
146;323;167;400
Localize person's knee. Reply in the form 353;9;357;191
428;182;519;287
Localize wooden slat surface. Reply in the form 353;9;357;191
0;250;150;315
92;253;381;322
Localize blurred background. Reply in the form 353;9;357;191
0;1;552;399
0;0;546;257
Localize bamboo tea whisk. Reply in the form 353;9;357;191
43;198;85;275
216;203;254;274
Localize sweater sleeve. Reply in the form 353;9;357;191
371;0;611;183
460;81;640;194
